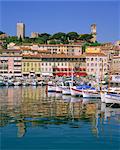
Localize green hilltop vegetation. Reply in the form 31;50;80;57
1;31;94;44
0;31;101;51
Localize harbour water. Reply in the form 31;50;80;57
0;86;120;150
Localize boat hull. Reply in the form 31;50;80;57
105;94;120;104
82;90;101;98
48;85;56;92
62;86;71;95
70;87;82;97
56;86;62;93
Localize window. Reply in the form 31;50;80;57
95;58;97;61
91;63;94;66
91;68;94;71
46;63;47;66
87;58;89;61
91;58;94;61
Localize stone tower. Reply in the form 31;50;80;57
91;24;96;43
17;22;25;39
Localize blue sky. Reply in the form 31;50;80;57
1;0;120;43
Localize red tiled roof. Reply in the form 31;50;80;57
85;52;107;56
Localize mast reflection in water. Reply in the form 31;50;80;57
0;86;120;150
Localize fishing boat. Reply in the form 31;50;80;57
0;80;6;86
56;82;62;93
101;75;120;104
14;81;21;86
0;76;6;86
70;85;91;97
70;87;83;97
6;79;14;86
101;92;120;105
61;80;72;95
47;81;56;92
82;88;101;98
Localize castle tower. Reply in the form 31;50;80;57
17;22;25;39
91;24;96;43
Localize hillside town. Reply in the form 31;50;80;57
0;23;120;80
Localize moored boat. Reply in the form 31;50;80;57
82;89;101;98
47;81;56;92
101;92;120;105
61;80;71;95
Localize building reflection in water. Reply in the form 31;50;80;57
0;86;120;138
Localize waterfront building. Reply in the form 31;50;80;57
22;54;41;78
85;52;108;78
22;54;86;77
17;22;25;39
111;56;120;74
0;49;22;77
40;54;86;77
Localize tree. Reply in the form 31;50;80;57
67;32;79;40
0;31;5;35
51;32;66;40
19;35;22;43
5;36;18;44
79;34;93;42
39;33;51;44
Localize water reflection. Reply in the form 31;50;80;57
0;87;120;141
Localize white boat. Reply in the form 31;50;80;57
47;81;56;92
102;92;120;105
14;81;21;86
70;87;83;97
0;80;6;86
61;81;71;95
70;84;92;97
22;82;29;86
82;89;101;98
56;82;62;93
30;79;38;86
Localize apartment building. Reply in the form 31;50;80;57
38;44;82;55
86;53;108;78
22;54;86;77
0;49;22;77
7;43;82;55
111;56;120;74
22;54;41;77
40;54;86;77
